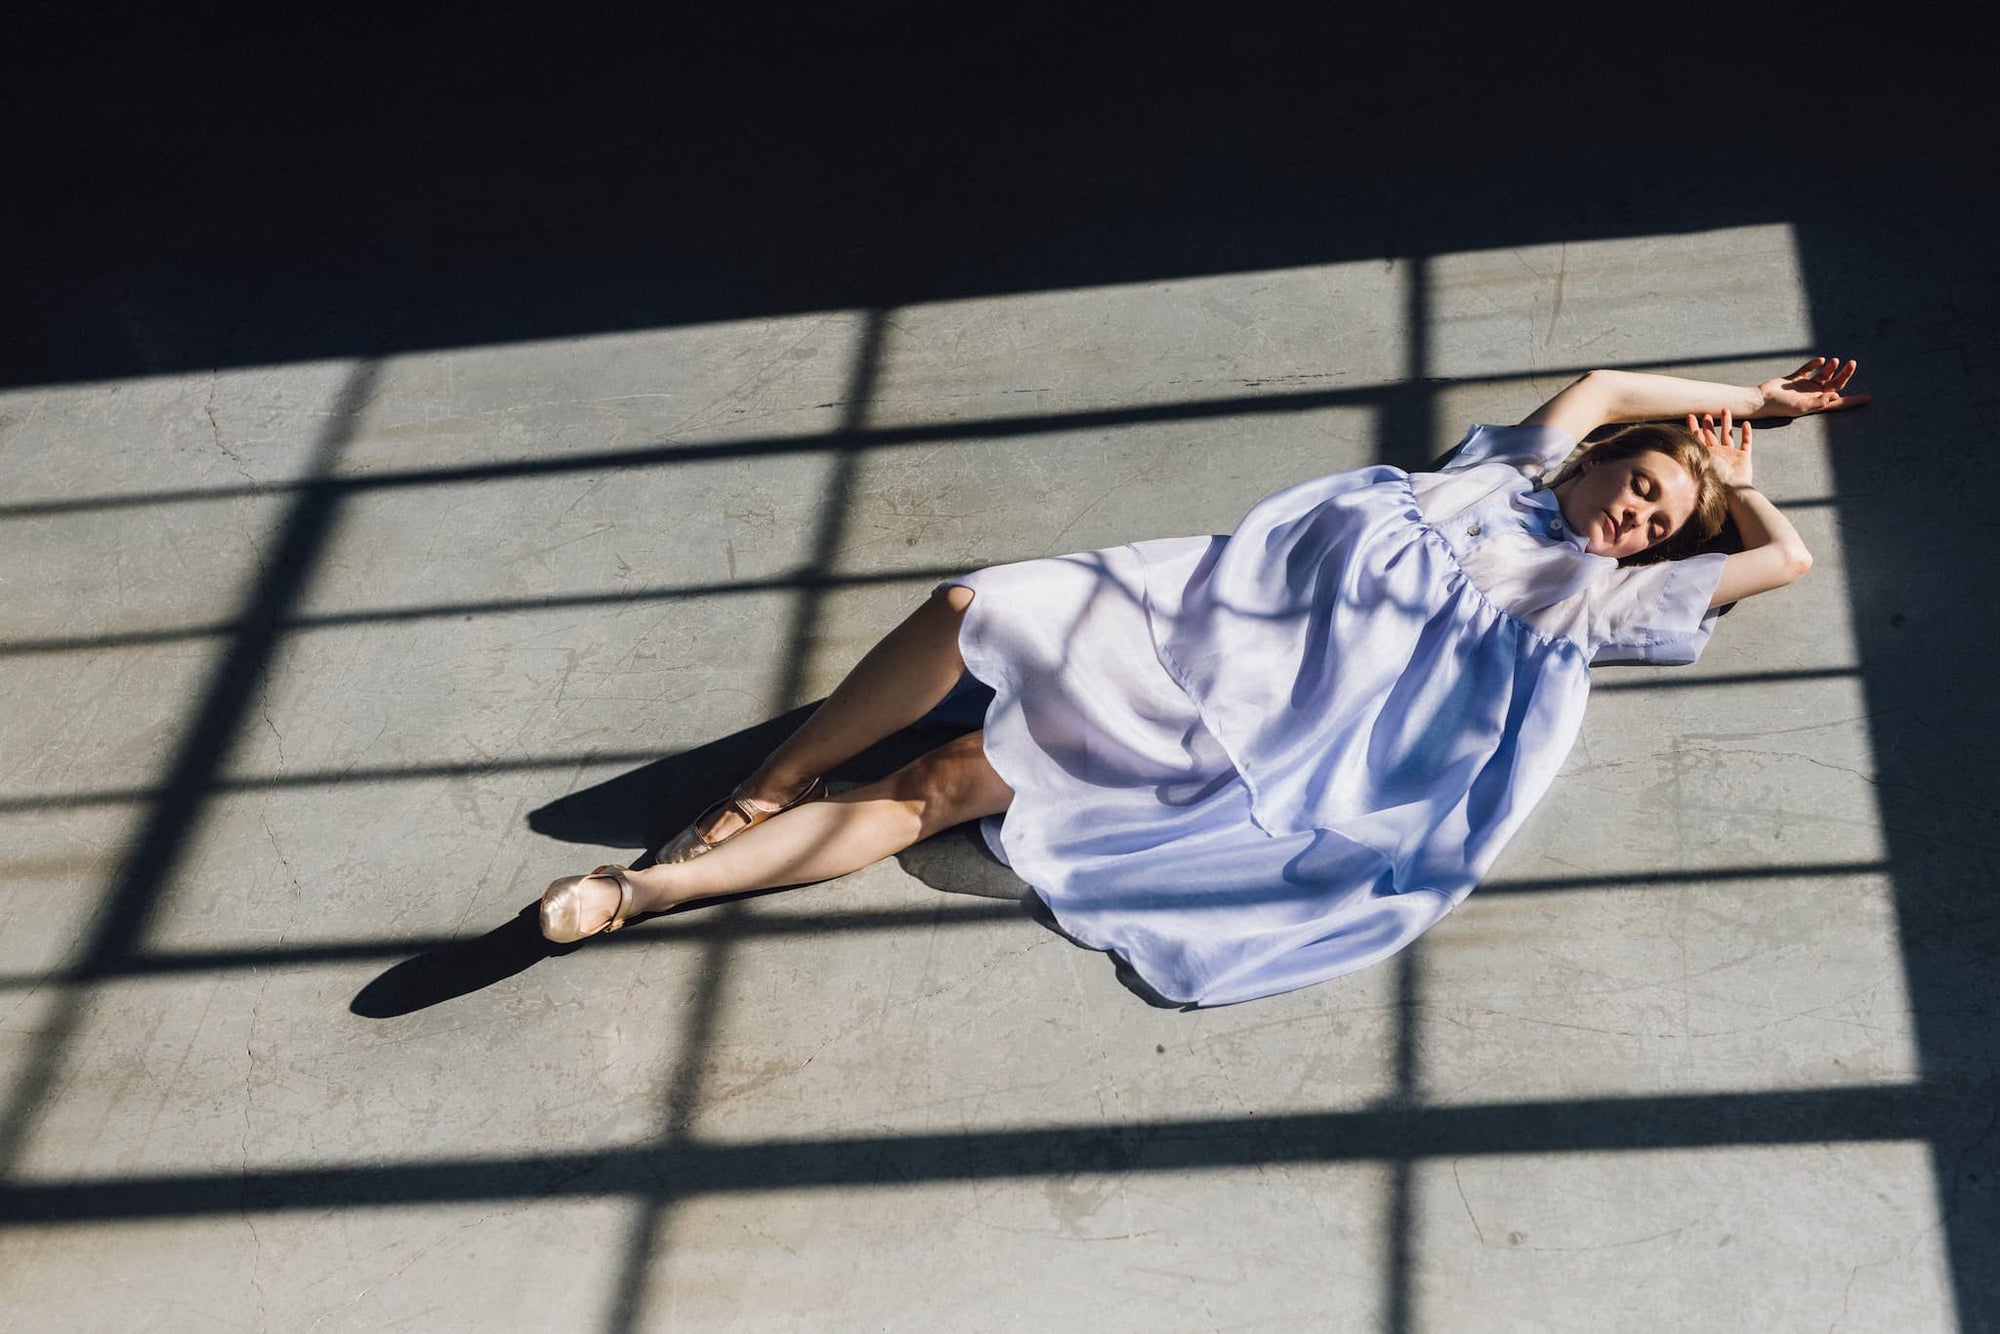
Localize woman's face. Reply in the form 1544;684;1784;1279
1557;449;1699;559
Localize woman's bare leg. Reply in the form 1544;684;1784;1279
693;584;978;840
550;730;1012;934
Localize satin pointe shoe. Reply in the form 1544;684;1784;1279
652;776;828;865
539;864;638;944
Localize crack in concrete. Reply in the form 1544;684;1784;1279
242;963;273;1328
258;803;302;898
203;367;255;485
1827;1220;1943;1333
1451;1158;1488;1245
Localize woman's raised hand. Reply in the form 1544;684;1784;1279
1688;409;1754;487
1756;357;1869;419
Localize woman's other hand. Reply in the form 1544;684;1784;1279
1755;356;1869;419
1688;409;1754;487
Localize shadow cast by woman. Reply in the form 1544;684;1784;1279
351;676;1033;1018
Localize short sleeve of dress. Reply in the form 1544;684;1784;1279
1439;423;1580;477
1587;552;1730;666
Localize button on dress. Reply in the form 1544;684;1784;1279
947;424;1727;1006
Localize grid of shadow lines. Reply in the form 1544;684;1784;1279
0;265;1971;1333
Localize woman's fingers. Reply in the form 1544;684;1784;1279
1699;410;1749;449
1819;358;1868;410
1691;409;1758;449
1786;356;1869;413
1721;410;1751;449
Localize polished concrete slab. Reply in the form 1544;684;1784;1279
5;36;1998;1332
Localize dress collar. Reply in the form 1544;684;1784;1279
1518;479;1592;554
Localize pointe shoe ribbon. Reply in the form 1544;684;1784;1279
652;777;827;865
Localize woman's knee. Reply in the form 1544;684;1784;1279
889;731;1011;835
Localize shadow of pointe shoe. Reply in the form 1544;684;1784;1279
350;903;562;1018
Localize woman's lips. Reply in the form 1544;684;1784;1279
1601;513;1617;548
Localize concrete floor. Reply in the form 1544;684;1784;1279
5;30;1998;1333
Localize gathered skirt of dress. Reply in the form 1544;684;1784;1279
948;466;1593;1007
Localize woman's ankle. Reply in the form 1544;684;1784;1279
626;864;688;913
739;768;819;810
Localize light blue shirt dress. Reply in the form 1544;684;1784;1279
948;423;1727;1006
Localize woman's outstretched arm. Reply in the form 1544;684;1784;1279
1522;357;1868;438
1693;410;1816;607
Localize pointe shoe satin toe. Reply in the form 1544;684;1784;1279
652;777;827;865
539;864;637;943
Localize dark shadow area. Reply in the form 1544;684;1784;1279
9;18;1977;389
1593;665;1858;694
1795;206;2000;1330
349;904;557;1018
2;1079;1967;1224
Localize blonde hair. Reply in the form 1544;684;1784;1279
1546;421;1728;566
